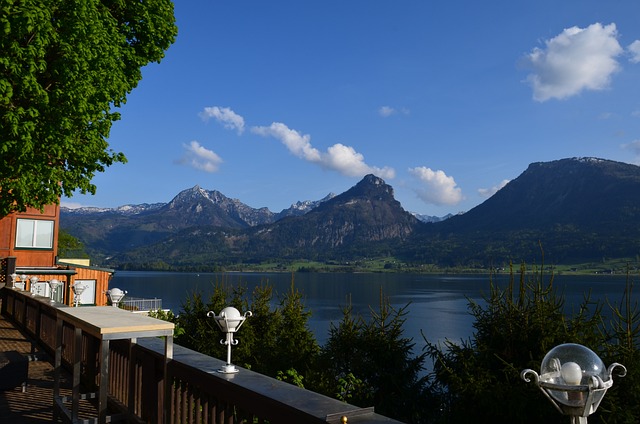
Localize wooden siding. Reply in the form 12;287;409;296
72;267;112;306
22;267;113;307
0;204;60;267
1;202;113;307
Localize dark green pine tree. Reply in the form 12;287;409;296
318;289;429;423
424;263;604;424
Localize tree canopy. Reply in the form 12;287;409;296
0;0;177;217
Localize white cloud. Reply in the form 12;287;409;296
251;122;321;162
200;106;245;134
524;23;623;101
379;106;396;117
478;179;510;198
628;40;640;63
622;139;640;155
324;143;395;178
378;106;409;117
251;122;395;179
408;166;463;206
176;141;223;173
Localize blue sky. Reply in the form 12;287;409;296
65;0;640;216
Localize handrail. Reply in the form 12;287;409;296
0;288;403;424
120;297;163;312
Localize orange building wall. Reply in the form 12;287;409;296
23;267;112;307
72;267;112;306
0;204;60;267
2;202;112;306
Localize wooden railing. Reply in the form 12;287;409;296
1;288;402;424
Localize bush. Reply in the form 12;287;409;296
424;262;603;424
317;290;429;423
169;276;318;379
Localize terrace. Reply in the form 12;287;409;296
0;287;401;423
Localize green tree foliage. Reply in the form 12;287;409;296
149;267;640;424
317;291;429;423
171;277;319;379
57;229;89;258
0;0;177;216
599;272;640;424
424;263;605;424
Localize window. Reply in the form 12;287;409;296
16;219;54;249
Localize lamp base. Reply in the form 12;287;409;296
218;364;239;374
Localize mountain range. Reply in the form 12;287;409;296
60;157;640;270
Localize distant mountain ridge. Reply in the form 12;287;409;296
403;157;640;265
60;157;640;269
63;186;337;225
435;157;640;233
64;203;165;215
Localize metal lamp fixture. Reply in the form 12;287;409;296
9;273;17;289
105;288;127;307
47;279;62;304
15;274;27;291
72;282;87;307
207;307;252;374
29;276;39;296
521;343;626;424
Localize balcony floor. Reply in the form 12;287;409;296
0;304;99;423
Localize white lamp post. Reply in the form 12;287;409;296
29;276;39;296
72;282;87;307
15;274;27;291
9;273;17;289
521;343;626;424
207;307;252;374
105;288;127;307
48;279;62;304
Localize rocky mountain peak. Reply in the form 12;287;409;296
340;174;395;201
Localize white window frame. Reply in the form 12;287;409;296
15;219;55;249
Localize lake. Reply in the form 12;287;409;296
109;271;635;347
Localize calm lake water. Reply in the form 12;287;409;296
110;271;635;347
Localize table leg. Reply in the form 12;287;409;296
99;339;110;424
128;339;136;419
164;335;173;424
72;326;82;419
53;317;63;421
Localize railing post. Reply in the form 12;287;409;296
1;256;16;287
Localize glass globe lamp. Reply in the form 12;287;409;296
106;288;127;307
207;307;252;373
522;343;626;423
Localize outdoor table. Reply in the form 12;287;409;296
53;306;174;424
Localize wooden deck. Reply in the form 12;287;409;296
0;306;60;423
0;301;99;423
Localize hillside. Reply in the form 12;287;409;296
401;157;640;265
105;175;422;268
61;157;640;270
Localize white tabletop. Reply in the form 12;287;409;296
56;306;174;340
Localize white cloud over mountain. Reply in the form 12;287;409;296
408;166;463;206
478;179;510;198
628;40;640;63
252;122;395;179
176;141;223;173
524;23;623;101
196;106;468;208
